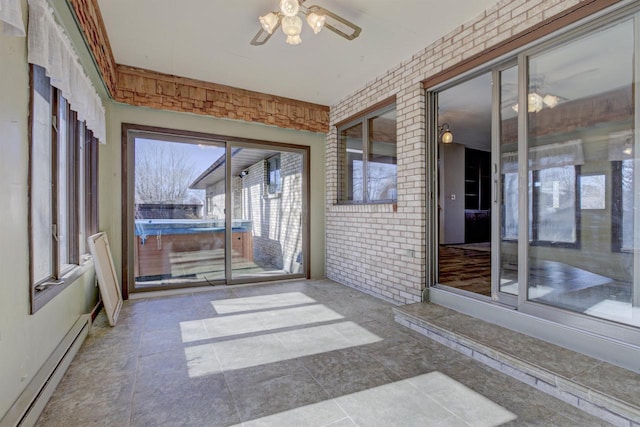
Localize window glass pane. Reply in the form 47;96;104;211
368;109;397;201
133;138;226;288
78;121;87;255
267;155;282;194
500;65;519;295
340;123;363;202
31;65;54;283
526;18;638;327
58;96;70;268
232;148;306;280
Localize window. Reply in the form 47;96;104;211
267;154;282;195
531;166;579;246
29;65;99;313
338;101;397;203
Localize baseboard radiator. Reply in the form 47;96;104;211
0;314;91;427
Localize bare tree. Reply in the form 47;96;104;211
135;143;198;204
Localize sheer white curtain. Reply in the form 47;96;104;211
0;0;25;36
27;0;106;142
529;139;584;170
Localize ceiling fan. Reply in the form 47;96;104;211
251;0;361;46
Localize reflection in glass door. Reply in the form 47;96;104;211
133;137;226;289
525;18;639;327
498;65;519;296
230;146;306;280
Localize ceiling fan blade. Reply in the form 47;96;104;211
250;23;281;46
307;5;361;40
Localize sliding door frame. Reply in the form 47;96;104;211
121;124;310;297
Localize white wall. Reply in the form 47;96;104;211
0;1;99;418
105;103;326;285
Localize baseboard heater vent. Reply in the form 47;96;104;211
0;314;91;427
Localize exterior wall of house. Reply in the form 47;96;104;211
205;177;242;220
0;0;99;419
326;0;583;304
240;152;304;273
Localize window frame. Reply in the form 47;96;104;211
28;64;99;314
530;165;581;248
266;154;282;195
336;98;397;204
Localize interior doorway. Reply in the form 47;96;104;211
436;72;493;297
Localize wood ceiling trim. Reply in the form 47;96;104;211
67;0;330;133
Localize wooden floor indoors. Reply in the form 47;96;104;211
438;245;491;296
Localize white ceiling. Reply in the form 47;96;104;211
96;0;498;106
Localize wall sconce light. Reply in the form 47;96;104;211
438;123;454;143
239;170;249;178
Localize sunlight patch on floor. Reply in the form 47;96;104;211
179;303;343;343
212;292;317;314
184;321;381;377
232;371;516;427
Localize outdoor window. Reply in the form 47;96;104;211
29;64;99;313
338;101;397;203
267;154;282;195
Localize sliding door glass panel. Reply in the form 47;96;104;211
230;147;305;280
437;72;493;296
526;18;639;327
499;65;519;295
133;138;226;289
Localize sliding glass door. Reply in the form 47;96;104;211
429;7;640;338
125;129;308;293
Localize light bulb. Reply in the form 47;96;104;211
441;130;453;144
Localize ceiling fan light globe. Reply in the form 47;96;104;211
306;12;325;34
282;15;302;37
543;94;559;108
280;0;300;17
528;92;543;113
286;34;302;45
259;12;279;34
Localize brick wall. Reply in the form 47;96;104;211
242;152;303;273
326;0;589;304
204;177;242;220
68;1;330;133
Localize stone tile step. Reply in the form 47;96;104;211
393;302;640;427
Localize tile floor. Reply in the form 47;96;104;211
36;279;612;426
